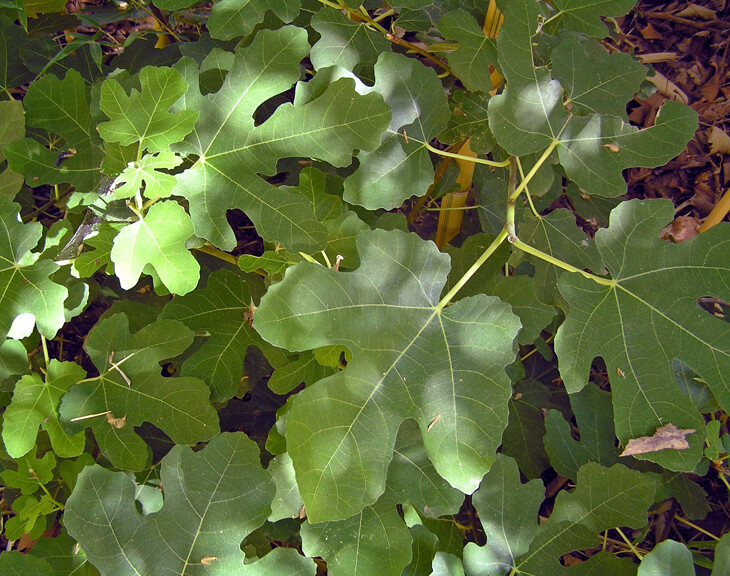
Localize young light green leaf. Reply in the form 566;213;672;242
3;360;86;458
0;196;68;341
160;269;285;401
255;229;520;521
65;433;275;576
309;8;391;75
555;200;728;471
99;66;198;153
638;540;695;576
111;151;183;200
110;200;200;295
4;69;103;193
72;220;122;278
1;450;56;495
208;0;301;40
60;313;219;470
173;26;389;252
343;52;450;210
438;10;498;93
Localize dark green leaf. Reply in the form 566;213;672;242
65;433;275;576
556;200;728;471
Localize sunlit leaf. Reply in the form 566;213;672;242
208;0;301;40
173;26;389;251
3;360;86;458
0;196;68;340
255;228;520;521
110;200;200;295
99;66;198;153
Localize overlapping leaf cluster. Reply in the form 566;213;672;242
0;0;729;575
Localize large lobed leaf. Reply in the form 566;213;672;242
255;228;520;521
172;26;390;252
488;0;697;197
64;432;276;576
556;200;730;471
60;313;219;470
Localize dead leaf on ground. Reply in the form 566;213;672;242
620;423;696;457
708;126;730;155
676;3;717;20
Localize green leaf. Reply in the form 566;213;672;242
309;8;391;75
463;455;544;575
3;359;86;458
30;529;98;576
500;380;556;479
438;10;498;93
638;540;695;576
99;66;198;153
438;91;496;154
0;196;68;340
519;209;603;307
1;451;55;495
60;313;219;470
5;69;103;193
72;220;122;278
64;433;275;576
445;233;556;345
555;200;729;471
545;0;638;37
544;382;619;479
208;0;301;40
515;464;654;574
4;493;56;539
242;548;316;575
0;100;24;164
255;228;520;521
0;17;34;91
714;533;730;576
343;52;450;210
160;269;284;401
403;524;438;576
267;453;303;522
300;420;462;576
110;200;200;295
0;338;28;382
0;551;54;575
173;26;389;251
431;553;464;576
111;151;183;200
551;32;646;118
488;0;698;197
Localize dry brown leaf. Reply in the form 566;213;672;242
676;3;716;20
106;412;127;429
638;23;663;40
660;215;700;242
620;423;696;457
647;73;689;104
708;126;730;155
